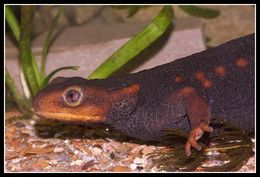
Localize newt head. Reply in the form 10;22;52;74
33;77;140;123
33;77;110;123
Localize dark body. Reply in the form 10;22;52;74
34;34;255;142
93;33;254;140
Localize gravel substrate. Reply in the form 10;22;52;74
5;111;255;172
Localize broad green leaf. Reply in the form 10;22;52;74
40;6;65;77
87;6;173;80
40;66;79;89
179;5;220;19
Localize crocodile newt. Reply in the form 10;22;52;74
33;34;255;156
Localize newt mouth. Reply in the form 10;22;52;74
34;111;104;123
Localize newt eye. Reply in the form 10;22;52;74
63;86;83;107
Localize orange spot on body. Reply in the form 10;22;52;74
194;71;213;89
214;66;225;77
175;76;184;83
235;58;248;68
178;87;195;97
202;80;213;88
120;84;140;94
194;71;205;81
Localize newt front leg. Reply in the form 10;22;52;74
168;87;213;156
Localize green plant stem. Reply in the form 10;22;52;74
5;68;31;113
40;66;79;89
6;5;42;99
204;144;252;152
5;6;32;114
40;6;65;77
178;5;220;19
19;6;41;96
5;6;20;41
87;6;173;80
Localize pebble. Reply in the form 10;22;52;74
119;144;132;154
123;142;140;148
133;157;146;164
10;163;22;171
48;159;58;165
74;150;80;155
136;166;144;171
11;158;21;164
37;159;50;169
56;154;71;162
131;145;146;154
29;120;36;125
82;156;95;162
151;166;164;172
81;160;95;170
24;123;34;130
15;122;25;128
96;163;110;171
111;165;131;172
107;141;122;149
142;146;155;155
130;163;137;171
71;160;83;166
90;146;103;155
31;164;42;171
20;129;33;136
54;147;65;153
32;143;48;148
121;156;135;164
109;152;116;159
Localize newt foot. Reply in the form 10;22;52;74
185;123;213;156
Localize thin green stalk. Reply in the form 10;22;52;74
179;5;220;19
5;6;20;41
5;6;32;114
40;66;79;89
204;144;251;152
40;6;65;77
5;68;31;113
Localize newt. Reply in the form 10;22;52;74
33;34;255;156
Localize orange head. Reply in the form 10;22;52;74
33;77;140;123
